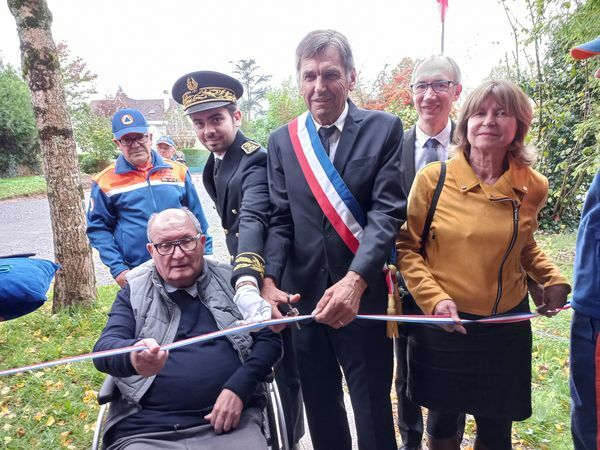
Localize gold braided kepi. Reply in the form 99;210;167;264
172;71;244;115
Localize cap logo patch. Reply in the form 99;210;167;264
121;114;134;125
187;77;199;92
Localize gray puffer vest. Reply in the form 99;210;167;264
104;258;253;436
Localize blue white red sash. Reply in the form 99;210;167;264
288;111;366;254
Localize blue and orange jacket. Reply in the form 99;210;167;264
86;151;212;278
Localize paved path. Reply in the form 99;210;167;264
0;174;366;449
0;175;229;285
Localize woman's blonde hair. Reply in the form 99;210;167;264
452;79;537;166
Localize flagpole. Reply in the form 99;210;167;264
437;0;448;54
441;20;445;54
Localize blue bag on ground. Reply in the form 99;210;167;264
0;257;60;320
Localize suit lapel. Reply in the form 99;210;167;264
402;127;417;192
333;100;364;173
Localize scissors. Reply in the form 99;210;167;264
279;294;301;330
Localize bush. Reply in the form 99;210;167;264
181;148;210;173
78;153;111;175
72;106;117;173
0;65;41;177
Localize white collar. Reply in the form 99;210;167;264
164;282;198;298
415;119;452;147
312;101;349;133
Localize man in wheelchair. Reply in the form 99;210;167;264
93;208;282;449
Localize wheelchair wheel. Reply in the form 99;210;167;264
265;381;290;450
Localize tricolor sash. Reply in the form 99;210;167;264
288;111;366;254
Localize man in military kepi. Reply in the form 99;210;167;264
172;71;306;449
172;71;270;313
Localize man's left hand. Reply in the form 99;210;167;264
204;389;243;434
313;271;367;329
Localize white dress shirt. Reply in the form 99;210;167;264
414;120;452;171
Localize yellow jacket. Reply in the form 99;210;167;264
396;151;569;316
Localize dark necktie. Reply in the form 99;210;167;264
213;157;222;179
318;126;337;156
424;138;440;164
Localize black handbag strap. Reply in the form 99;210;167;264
419;161;446;254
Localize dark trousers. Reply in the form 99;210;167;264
294;320;396;450
571;309;600;450
394;326;424;448
273;327;305;446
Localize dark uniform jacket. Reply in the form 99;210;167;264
264;100;406;314
202;130;270;285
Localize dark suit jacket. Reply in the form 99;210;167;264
398;122;456;201
264;101;406;315
203;130;270;284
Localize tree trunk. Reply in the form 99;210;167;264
8;0;96;311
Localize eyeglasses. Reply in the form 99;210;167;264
411;80;457;94
152;234;202;256
118;134;149;147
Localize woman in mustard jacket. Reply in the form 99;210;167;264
396;79;571;450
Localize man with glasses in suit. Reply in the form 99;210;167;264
396;55;463;450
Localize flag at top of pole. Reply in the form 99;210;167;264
437;0;448;22
437;0;448;54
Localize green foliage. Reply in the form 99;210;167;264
243;78;306;146
72;105;116;174
231;59;272;122
0;175;46;200
353;60;418;128
57;41;98;112
0;284;118;449
181;148;210;173
0;63;41;177
498;0;600;231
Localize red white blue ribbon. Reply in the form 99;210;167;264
288;112;366;253
0;305;571;378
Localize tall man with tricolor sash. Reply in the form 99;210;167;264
262;29;406;450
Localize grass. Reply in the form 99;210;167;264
455;232;576;449
0;285;118;449
0;176;47;200
510;231;576;449
0;232;577;449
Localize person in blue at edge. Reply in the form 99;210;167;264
569;35;600;450
86;108;212;288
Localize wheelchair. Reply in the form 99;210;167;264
91;375;290;450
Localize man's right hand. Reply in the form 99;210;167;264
261;277;300;333
130;338;168;377
114;269;130;288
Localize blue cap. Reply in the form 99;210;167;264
571;36;600;60
112;108;149;139
156;135;176;148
